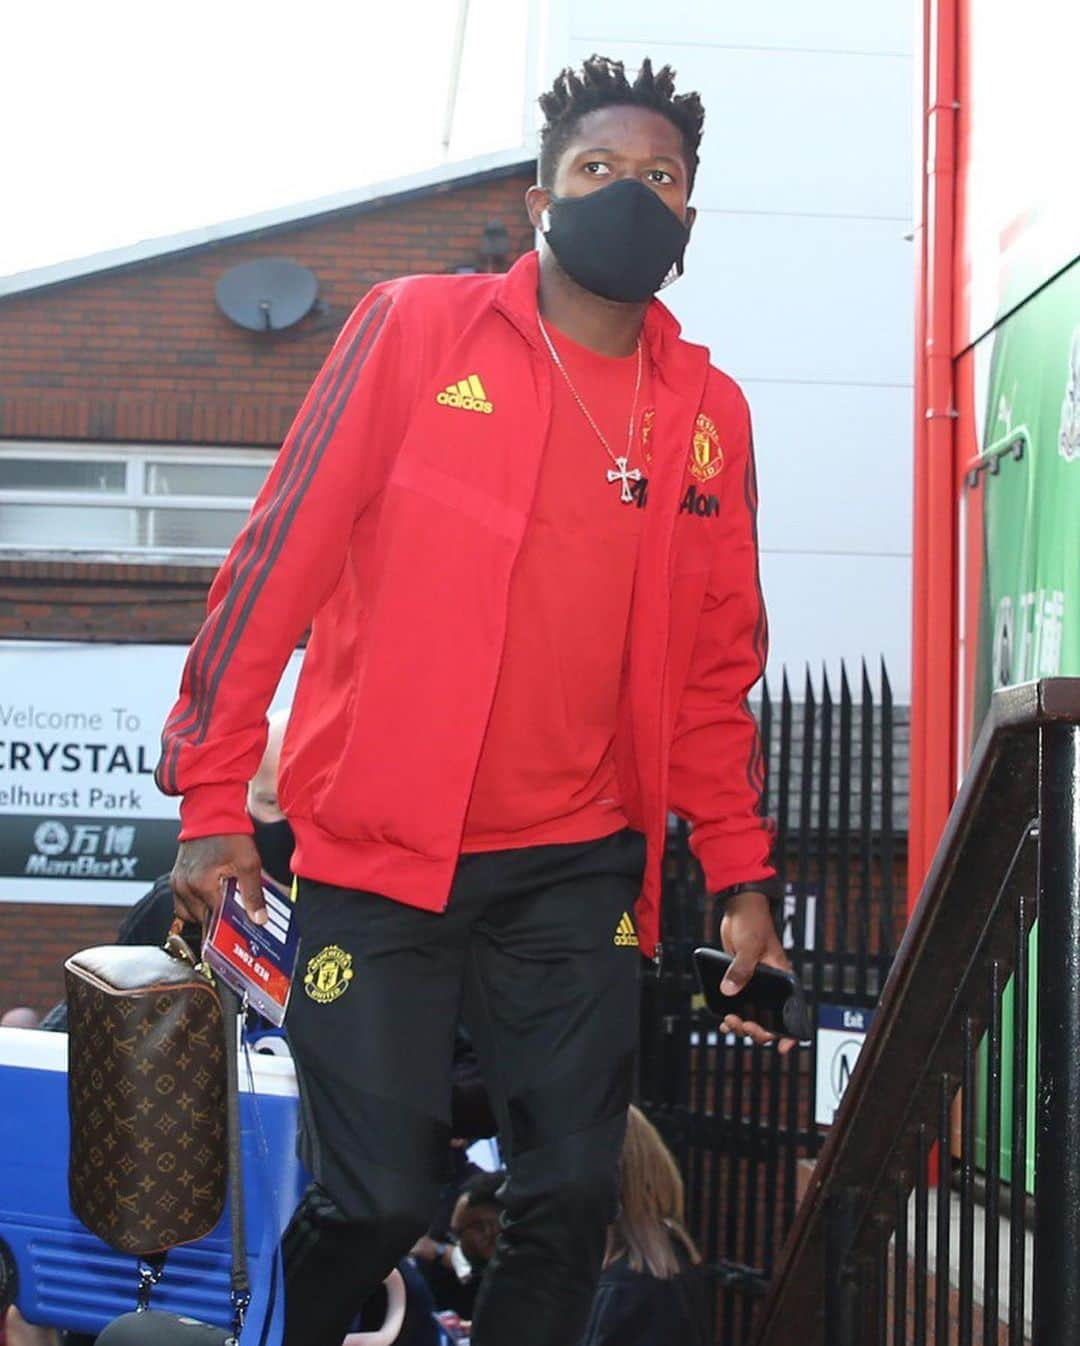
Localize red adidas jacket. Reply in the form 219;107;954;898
157;251;774;954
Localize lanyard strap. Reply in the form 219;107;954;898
239;1018;286;1346
220;986;252;1339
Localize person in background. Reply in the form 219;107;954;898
578;1106;709;1346
244;706;295;887
345;1262;440;1346
0;1307;57;1346
0;1009;40;1029
413;1170;505;1324
125;702;293;944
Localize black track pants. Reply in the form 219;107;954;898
281;828;646;1346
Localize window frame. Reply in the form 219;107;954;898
0;441;274;563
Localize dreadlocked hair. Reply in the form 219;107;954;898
538;54;704;194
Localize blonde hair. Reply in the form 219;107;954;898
605;1105;702;1278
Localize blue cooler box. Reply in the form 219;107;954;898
0;1026;303;1342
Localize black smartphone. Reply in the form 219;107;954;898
692;946;813;1042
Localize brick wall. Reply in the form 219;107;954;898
0;166;536;446
0;164;536;1016
0;559;211;643
1;904;120;1016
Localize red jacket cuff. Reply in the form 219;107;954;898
178;782;253;841
694;830;776;898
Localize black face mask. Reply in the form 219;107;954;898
540;177;690;304
250;815;295;889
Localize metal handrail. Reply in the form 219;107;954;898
752;677;1080;1346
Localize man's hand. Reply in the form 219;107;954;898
409;1235;451;1266
718;889;797;1055
171;834;266;929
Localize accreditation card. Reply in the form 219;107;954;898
203;876;299;1026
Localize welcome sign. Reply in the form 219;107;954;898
0;641;301;904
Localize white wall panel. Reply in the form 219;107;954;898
663;209;915;387
564;38;913;219
744;381;913;557
759;553;912;698
568;0;914;56
547;0;917;693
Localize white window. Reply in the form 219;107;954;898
0;443;274;562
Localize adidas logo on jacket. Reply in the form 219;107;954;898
436;374;493;414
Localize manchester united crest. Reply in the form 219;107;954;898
689;414;723;483
303;945;355;1004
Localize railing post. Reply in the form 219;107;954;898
1036;720;1080;1344
825;1187;860;1346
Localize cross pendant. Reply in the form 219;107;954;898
606;456;642;504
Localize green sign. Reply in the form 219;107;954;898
971;259;1079;1193
974;260;1080;721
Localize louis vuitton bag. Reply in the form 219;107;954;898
64;938;228;1256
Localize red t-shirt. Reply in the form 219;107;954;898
462;322;653;851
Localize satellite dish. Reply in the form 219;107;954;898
215;258;318;332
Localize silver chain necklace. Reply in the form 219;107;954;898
537;315;644;504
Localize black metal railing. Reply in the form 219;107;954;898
751;677;1080;1346
639;661;906;1342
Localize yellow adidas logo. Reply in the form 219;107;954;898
614;912;639;948
436;374;493;415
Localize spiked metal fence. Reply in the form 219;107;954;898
639;660;906;1342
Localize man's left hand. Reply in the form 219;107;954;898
717;889;798;1055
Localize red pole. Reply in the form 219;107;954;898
909;0;962;913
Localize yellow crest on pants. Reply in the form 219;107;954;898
304;945;354;1004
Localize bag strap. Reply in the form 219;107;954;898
219;985;252;1341
240;1027;287;1346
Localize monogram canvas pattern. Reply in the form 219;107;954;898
66;953;228;1256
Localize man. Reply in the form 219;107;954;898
158;54;790;1346
413;1169;505;1323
